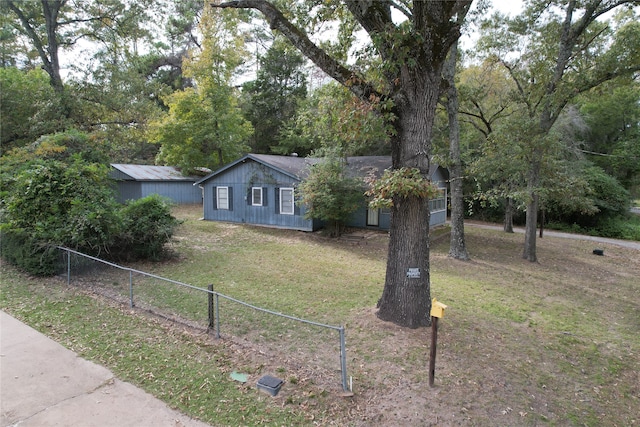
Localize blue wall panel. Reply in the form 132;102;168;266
200;159;317;231
116;182;142;203
140;182;202;204
200;156;448;232
116;182;201;204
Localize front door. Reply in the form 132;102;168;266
367;208;379;227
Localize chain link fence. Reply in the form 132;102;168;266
56;247;348;391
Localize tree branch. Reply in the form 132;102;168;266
343;1;394;60
388;0;412;20
6;0;51;72
212;0;382;103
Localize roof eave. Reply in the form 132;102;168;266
194;154;305;186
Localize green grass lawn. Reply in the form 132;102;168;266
2;205;639;426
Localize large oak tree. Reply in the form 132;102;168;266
212;0;472;328
478;0;640;262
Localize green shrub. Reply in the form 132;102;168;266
3;159;122;254
548;215;640;240
594;216;640;240
1;151;182;273
297;157;364;237
113;195;181;261
0;228;60;276
3;158;113;273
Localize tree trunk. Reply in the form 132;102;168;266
504;198;514;233
7;0;70;120
377;70;439;328
523;195;538;262
377;195;431;328
443;42;469;261
6;0;64;93
42;1;64;95
523;156;541;262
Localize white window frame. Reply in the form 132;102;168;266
429;189;446;212
280;187;294;215
217;186;229;210
251;187;263;206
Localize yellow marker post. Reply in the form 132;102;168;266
429;298;447;387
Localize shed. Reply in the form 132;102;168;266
110;164;202;205
195;154;447;232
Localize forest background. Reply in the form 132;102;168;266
2;0;639;247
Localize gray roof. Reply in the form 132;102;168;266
195;154;442;185
249;154;321;179
343;156;391;180
110;164;196;182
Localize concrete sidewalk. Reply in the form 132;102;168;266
0;311;210;427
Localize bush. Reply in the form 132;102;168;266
0;228;60;276
297;157;364;237
1;156;181;274
594;216;640;240
3;160;122;253
547;215;640;240
113;195;181;261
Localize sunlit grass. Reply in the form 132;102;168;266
2;204;638;426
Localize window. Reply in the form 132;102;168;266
251;187;263;206
280;188;294;215
217;186;229;210
429;189;446;212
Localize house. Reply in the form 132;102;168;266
110;164;203;205
194;154;448;232
339;156;448;230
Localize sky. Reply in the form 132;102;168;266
493;0;524;16
459;0;524;49
61;0;527;82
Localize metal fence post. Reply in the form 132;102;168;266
339;326;348;391
208;284;214;330
215;293;220;339
66;248;71;285
129;270;134;308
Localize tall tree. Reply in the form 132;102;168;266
578;79;640;193
478;1;640;262
141;0;205;92
241;36;307;153
151;6;252;173
278;82;390;157
442;30;470;260
71;55;173;163
213;0;473;328
456;61;520;230
3;0;155;117
4;0;67;94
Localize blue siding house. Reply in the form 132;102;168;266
110;164;203;205
195;154;448;232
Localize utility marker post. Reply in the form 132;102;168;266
429;298;447;387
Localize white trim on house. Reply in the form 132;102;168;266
280;188;294;215
251;187;263;206
217;186;229;210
